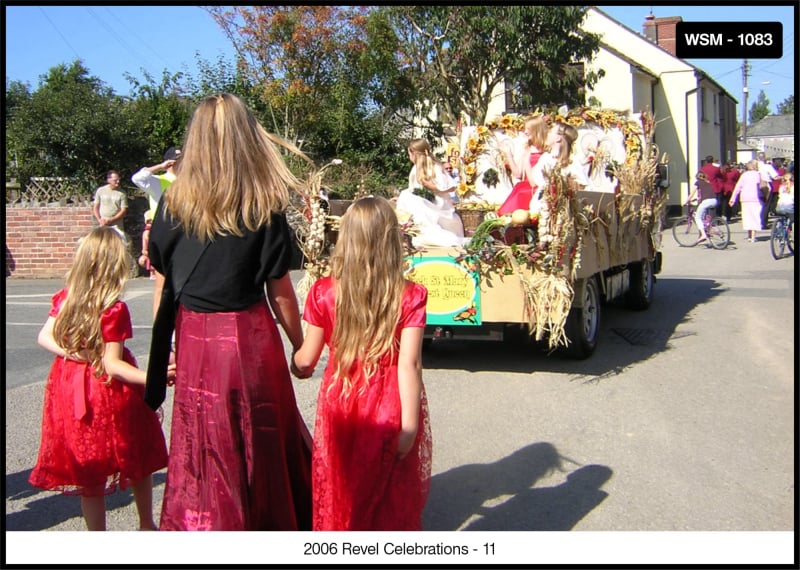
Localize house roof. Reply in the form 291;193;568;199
746;114;795;137
589;7;737;103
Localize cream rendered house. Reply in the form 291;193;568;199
485;7;738;211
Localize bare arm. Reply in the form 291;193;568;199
292;323;325;378
151;271;165;321
420;165;456;196
102;341;146;385
92;201;103;225
38;316;68;358
266;273;304;352
105;206;127;225
396;325;424;459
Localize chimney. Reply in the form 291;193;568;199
642;15;683;57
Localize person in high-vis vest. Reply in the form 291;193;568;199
131;147;181;319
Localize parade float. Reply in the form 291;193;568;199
294;107;670;359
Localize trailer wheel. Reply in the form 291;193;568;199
625;259;654;310
561;277;601;359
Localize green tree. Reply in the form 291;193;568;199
123;68;194;162
6;61;141;192
370;6;604;127
205;6;370;150
748;89;771;124
5;79;32;178
776;94;794;115
205;6;408;197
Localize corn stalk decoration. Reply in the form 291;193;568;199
293;159;341;299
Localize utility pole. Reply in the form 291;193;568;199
741;59;750;142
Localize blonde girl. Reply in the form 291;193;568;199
498;115;550;215
292;196;433;530
529;122;584;213
29;226;169;530
395;138;465;247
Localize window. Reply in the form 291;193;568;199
713;93;718;124
700;87;706;122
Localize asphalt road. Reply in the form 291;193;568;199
4;221;796;565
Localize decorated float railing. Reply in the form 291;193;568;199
292;107;668;352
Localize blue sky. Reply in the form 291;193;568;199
4;4;796;119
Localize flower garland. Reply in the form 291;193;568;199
459;108;645;200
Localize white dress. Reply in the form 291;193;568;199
396;164;465;247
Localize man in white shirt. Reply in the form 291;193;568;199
131;146;181;223
131;147;180;319
756;152;779;229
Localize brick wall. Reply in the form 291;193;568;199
6;197;149;279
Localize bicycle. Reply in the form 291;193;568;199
769;210;794;260
672;203;730;249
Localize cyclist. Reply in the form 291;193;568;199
775;173;794;218
685;171;717;245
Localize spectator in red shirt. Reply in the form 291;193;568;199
700;155;724;211
720;162;740;221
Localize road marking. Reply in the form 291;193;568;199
7;322;152;330
5;294;55;298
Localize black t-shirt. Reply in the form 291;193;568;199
149;200;292;312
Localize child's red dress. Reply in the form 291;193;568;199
29;289;168;496
303;277;433;530
497;150;543;216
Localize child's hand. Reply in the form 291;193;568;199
290;359;313;379
166;363;177;386
397;430;416;460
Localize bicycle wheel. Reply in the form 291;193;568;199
770;219;786;259
707;217;730;249
672;218;699;247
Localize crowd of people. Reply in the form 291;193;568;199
694;153;794;243
28;92;795;532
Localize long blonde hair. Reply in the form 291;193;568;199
53;226;130;378
523;116;549;151
408;138;443;187
329;197;407;397
164;93;306;241
552;123;579;169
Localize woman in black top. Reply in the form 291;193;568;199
148;93;311;531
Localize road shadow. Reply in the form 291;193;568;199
422;277;725;379
423;441;612;531
5;469;167;531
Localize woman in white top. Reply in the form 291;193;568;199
396;139;465;247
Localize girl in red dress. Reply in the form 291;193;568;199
496;115;549;216
292;196;433;530
29;226;171;530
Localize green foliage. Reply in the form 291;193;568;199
374;6;603;126
749;89;770;124
776;94;794;115
6;7;604;202
6;61;131;191
123;69;193;161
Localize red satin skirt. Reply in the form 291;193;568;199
497;180;533;216
159;301;312;531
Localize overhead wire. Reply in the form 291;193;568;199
38;7;82;61
84;6;155;72
100;6;172;69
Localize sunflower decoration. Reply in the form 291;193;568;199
459;113;528;198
